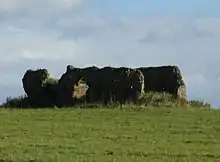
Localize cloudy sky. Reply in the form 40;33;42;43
0;0;220;107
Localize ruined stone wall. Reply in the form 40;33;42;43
22;65;186;107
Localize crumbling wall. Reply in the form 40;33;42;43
137;65;187;99
57;66;145;106
22;69;58;107
21;65;187;108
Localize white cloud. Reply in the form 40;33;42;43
0;28;84;62
0;0;84;12
6;26;27;32
0;0;87;21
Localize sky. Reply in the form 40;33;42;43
0;0;220;107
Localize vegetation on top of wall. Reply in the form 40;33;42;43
0;92;211;109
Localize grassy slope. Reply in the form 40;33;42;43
0;107;220;162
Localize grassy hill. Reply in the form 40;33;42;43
0;106;220;162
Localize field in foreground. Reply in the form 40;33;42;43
0;107;220;162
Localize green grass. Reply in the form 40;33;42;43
0;107;220;162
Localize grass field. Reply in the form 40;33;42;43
1;107;220;162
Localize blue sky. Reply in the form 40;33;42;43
0;0;220;107
102;0;220;16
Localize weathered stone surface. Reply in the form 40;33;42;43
137;65;187;99
57;66;145;106
21;65;187;108
57;66;99;106
22;69;58;107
